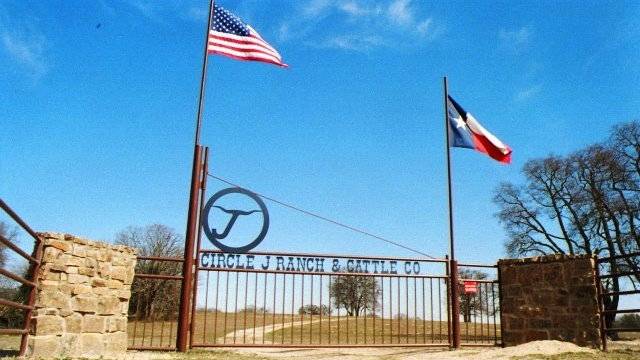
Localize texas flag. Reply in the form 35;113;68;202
447;95;512;164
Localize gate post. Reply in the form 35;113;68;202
177;145;203;352
450;259;461;349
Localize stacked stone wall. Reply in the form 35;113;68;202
29;233;136;358
498;254;601;348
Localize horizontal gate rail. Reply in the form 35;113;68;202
0;198;44;356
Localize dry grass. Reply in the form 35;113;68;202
129;312;500;347
267;316;498;345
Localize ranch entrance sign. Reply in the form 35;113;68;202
202;187;269;253
201;252;425;276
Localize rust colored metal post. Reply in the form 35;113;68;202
19;236;43;356
497;262;505;347
450;260;461;349
177;145;203;352
189;147;209;348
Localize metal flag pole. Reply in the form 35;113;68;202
443;76;461;349
177;0;215;352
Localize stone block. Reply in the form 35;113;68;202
105;331;128;352
66;313;83;333
46;239;72;252
107;279;123;289
79;333;105;357
67;273;89;284
97;296;120;315
78;266;96;276
92;278;107;287
82;314;106;333
37;290;70;310
71;295;98;313
107;316;127;332
72;284;93;295
29;335;61;357
33;315;65;335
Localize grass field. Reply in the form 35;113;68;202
266;316;498;345
128;311;498;347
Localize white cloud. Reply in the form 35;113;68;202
388;0;414;26
323;34;386;51
514;84;542;102
0;5;48;80
499;26;533;50
280;0;441;51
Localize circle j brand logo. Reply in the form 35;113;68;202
201;187;269;253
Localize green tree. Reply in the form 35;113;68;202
329;276;379;317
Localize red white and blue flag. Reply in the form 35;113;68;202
208;4;287;68
447;95;512;164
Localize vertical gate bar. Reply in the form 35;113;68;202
346;279;349;344
414;277;417;344
244;271;249;344
328;275;332;344
204;271;211;344
337;276;340;344
223;271;229;344
388;277;392;344
169;317;175;347
404;277;408;344
319;275;323;344
473;289;477;343
150;311;156;347
262;272;267;344
397;277;400;344
485;283;490;344
132;301;139;347
291;274;295;344
363;276;366;344
430;278;434;342
355;276;359;344
272;273;276;343
438;278;442;343
300;275;305;344
310;275;314;344
211;271;218;343
142;312;147;347
160;318;166;347
421;277;426;344
380;277;384;344
233;272;239;344
491;282;497;345
373;277;377;344
253;272;258;344
281;274;286;344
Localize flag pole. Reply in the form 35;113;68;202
177;0;215;352
444;76;461;349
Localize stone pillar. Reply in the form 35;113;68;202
28;233;136;359
499;254;601;348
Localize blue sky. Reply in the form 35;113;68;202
2;0;640;267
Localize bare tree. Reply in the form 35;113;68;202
493;120;640;337
458;269;489;323
329;276;380;317
116;224;183;320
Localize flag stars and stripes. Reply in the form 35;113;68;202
208;4;287;67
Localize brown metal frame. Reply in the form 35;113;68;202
0;198;44;356
595;253;640;351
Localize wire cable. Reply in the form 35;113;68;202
206;173;437;259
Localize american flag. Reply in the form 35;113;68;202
208;4;287;67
